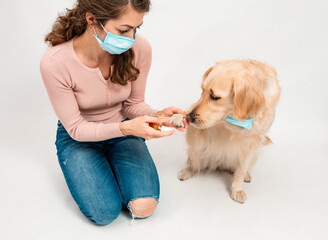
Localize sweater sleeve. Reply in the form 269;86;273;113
121;37;159;119
40;53;124;142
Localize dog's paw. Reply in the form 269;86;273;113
231;190;247;204
170;114;185;128
178;168;194;181
244;172;251;183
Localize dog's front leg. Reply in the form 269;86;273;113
231;168;248;204
178;150;203;181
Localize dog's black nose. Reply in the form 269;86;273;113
186;114;192;123
188;112;196;123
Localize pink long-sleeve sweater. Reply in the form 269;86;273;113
40;34;158;142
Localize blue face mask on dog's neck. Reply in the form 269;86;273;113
224;116;253;130
93;22;136;55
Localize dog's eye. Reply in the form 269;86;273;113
210;94;221;100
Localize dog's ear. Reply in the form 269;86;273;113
202;66;214;82
233;82;265;120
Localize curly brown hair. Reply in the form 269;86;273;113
44;0;151;86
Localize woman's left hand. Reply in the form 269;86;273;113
154;106;189;132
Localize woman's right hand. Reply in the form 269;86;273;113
119;116;175;140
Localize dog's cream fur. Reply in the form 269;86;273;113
170;59;281;203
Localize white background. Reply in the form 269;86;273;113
0;0;327;239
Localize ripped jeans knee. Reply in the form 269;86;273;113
127;197;158;220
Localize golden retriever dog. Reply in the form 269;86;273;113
170;59;281;203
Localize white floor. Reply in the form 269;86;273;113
1;127;327;240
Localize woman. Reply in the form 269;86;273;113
40;0;187;225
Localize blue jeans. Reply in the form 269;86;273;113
55;119;160;225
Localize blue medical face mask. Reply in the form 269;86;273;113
93;22;136;55
224;116;253;130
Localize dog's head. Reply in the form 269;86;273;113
188;60;267;129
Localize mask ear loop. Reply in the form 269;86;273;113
92;25;98;37
99;22;108;33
